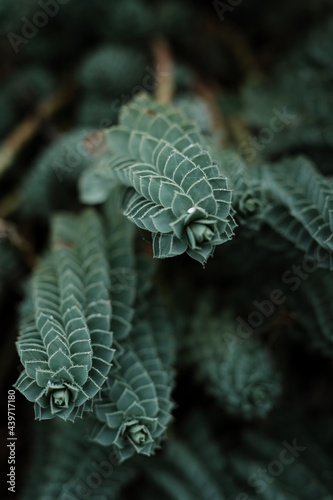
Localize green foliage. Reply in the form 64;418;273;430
80;93;236;264
75;44;149;128
183;306;281;419
287;269;333;356
15;209;115;421
0;0;37;35
140;412;228;500
76;94;118;128
0;240;24;298
230;428;333;499
215;149;264;231
103;198;137;341
2;4;333;499
241;19;333;169
257;156;333;268
0;66;55;138
174;94;215;137
99;0;154;42
20;419;137;500
21;128;94;215
226;154;333;267
78;45;149;97
90;274;175;461
140;410;333;500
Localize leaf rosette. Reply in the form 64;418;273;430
80;93;236;264
91;315;175;461
15;210;115;421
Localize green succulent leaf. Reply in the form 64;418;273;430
15;209;116;421
79;93;236;264
90;281;175;461
260;156;333;268
104;196;137;341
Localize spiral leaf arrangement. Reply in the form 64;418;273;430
104;198;137;341
80;93;236;264
90;298;175;461
4;7;333;496
258;156;333;268
15;209;115;421
231;155;333;267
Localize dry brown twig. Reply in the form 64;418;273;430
0;78;75;221
152;38;175;104
81;39;176;163
0;218;36;268
0;78;75;179
194;79;230;147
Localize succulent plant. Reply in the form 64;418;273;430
15;210;115;421
80;93;236;264
90;313;175;461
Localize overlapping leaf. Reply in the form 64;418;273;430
80;93;236;264
215;148;265;231
15;209;115;421
260;156;333;269
229;155;333;267
90;317;175;461
104;197;137;341
90;272;175;462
